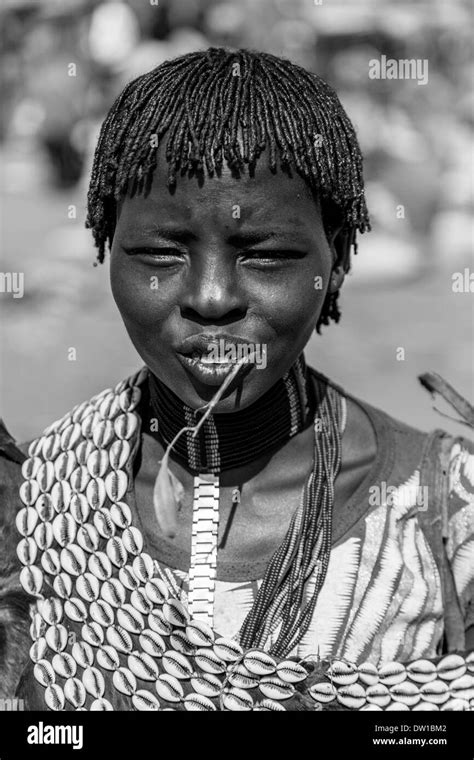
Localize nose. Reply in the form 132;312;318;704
180;252;246;325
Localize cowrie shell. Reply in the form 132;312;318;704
195;648;226;675
162;598;190;628
94;509;116;539
81;621;104;647
420;680;449;704
90;698;114;711
45;624;68;652
92;419;115;449
90;600;115;627
336;683;366;710
186;620;215;648
360;704;383;711
60;422;82;451
466;651;474;673
72;401;94;425
51;480;72;513
366;683;391;708
119;565;140;590
379;661;407;686
83;666;106;698
101;578;126;608
119;387;141;413
358;662;379;687
30;612;46;640
413;701;440;711
105;470;128;502
441;697;469;711
16;507;39;536
30;637;47;663
106;625;133;654
42;434;61;461
20;479;40;506
184;693;216;711
45;684;65;711
96;645;120;671
437;654;466;681
51;571;74;598
35;493;54;522
155;673;183;703
77;523;100;553
17;537;37;566
110;501;132;528
130;588;153;615
227;664;259;690
145;578;170;605
222;687;253;711
76;572;100;601
122;526;143;555
38;597;63;625
309;681;337;704
81;412;99;440
106;537;128;569
243;650;277;676
389;681;420;707
22;456;41;480
259;677;295;701
276;660;308;684
41;548;62;576
64;677;86;708
70;466;91;493
170;630;195;656
449;674;474;701
213;638;243;663
162;651;193;680
54;451;77;482
87;449;109;478
52;513;76;547
190;673;222;699
407;659;437;684
64;597;88;623
28;438;43;458
128;651;160;681
99;392;119;420
114;412;138;440
88;551;113;581
148;609;173;637
327;660;359;686
86;478;106;510
110;440;131;471
33;522;54;550
132;690;160;711
255;699;287;712
61;545;87;576
52;652;76;679
113;667;137;696
36;461;55;493
139;629;166;659
34;659;55;687
20;565;43;596
117;604;145;635
132;553;155;583
71;641;94;668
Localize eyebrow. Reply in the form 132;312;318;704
120;225;311;246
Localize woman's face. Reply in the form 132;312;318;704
110;148;337;411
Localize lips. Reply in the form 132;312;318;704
175;333;255;387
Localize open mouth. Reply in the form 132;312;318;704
176;334;257;386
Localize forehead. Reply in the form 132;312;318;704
116;144;322;232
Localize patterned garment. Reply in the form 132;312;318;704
149;414;474;666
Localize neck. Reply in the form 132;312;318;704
146;354;320;474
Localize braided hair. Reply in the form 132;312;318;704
86;47;370;329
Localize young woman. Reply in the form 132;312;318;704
1;48;473;712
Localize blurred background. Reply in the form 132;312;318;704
0;0;472;441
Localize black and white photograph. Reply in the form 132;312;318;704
0;0;473;752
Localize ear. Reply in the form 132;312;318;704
327;225;353;293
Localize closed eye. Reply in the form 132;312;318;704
241;250;307;265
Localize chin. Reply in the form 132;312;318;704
170;362;274;413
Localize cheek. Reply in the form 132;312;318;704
110;251;169;329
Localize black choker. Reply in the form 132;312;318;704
147;354;318;473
